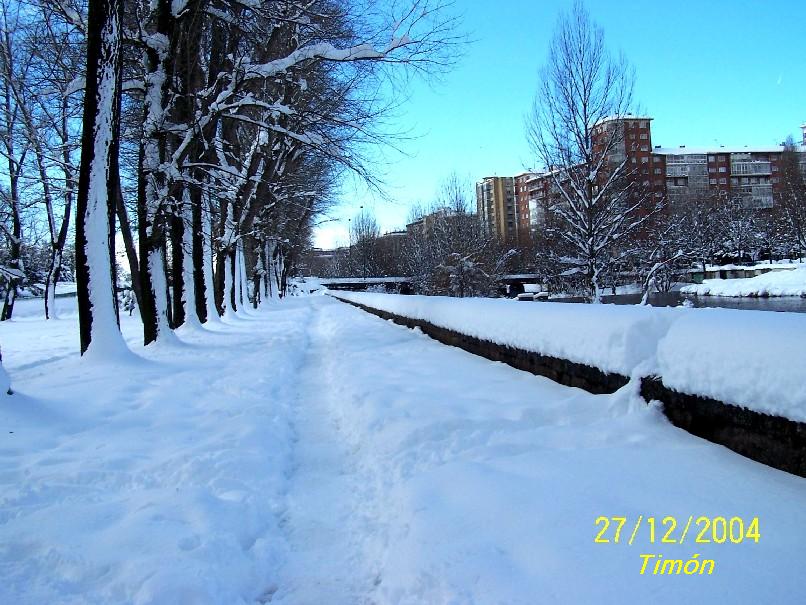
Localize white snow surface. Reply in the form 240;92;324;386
1;296;805;604
681;265;806;297
332;292;678;376
657;308;806;422
332;291;806;422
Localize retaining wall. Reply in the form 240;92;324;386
332;294;806;478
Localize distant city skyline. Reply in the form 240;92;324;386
314;0;806;249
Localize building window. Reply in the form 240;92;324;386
708;155;716;162
709;178;717;185
772;177;780;184
718;155;726;162
641;157;648;163
719;178;727;184
709;167;716;173
640;133;648;140
640;121;647;128
731;177;738;185
641;145;649;151
718;166;726;173
631;158;637;164
654;168;662;174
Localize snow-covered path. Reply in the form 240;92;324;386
269;303;382;604
1;295;805;604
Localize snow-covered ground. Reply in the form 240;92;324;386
1;296;805;603
682;265;806;297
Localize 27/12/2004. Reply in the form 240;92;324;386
594;516;760;545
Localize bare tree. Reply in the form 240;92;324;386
526;0;658;302
349;208;380;278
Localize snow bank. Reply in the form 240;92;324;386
332;292;806;422
682;266;806;297
333;292;677;376
657;308;806;422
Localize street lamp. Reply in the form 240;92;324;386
347;218;352;277
360;205;367;280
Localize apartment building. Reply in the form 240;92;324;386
475;176;518;243
654;147;788;209
514;171;554;240
503;117;806;243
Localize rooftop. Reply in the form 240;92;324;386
652;145;804;155
594;114;654;127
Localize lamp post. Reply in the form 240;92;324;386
360;205;367;280
347;218;352;277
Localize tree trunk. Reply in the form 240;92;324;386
74;0;126;355
115;179;142;311
170;200;186;328
191;181;208;322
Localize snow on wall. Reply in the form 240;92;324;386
333;292;679;375
656;308;806;423
332;292;806;423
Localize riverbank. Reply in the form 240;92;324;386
682;265;806;298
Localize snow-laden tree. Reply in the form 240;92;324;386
0;1;30;321
121;0;460;343
526;1;659;302
430;252;490;298
0;1;84;319
777;137;806;260
674;191;724;274
0;0;460;353
74;0;127;355
630;211;687;303
719;195;759;264
404;173;515;296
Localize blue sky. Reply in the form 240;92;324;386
314;0;806;248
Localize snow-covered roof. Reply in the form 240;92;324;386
652;145;802;155
594;115;653;127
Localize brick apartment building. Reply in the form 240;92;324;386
475;176;518;243
503;116;806;244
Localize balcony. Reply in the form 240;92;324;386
731;162;772;176
666;166;689;177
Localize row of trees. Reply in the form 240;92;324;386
315;173;518;297
0;0;458;359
